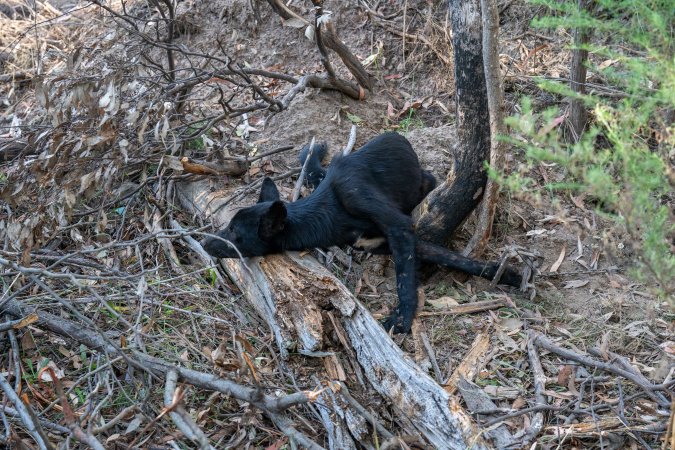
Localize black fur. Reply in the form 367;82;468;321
203;132;521;333
298;142;328;189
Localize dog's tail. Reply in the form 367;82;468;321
420;169;437;198
298;142;328;189
417;240;522;287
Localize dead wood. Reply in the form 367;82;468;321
180;156;247;176
0;313;37;332
0;371;54;450
463;0;507;258
5;317;20;393
292;137;316;201
418;297;511;317
321;20;374;90
146;206;184;274
665;399;675;450
545;418;667;439
513;331;548;447
456;378;514;448
164;370;213;450
310;1;364;100
45;367;106;450
588;347;653;383
1;405;70;435
1;301;313;413
530;331;670;407
444;331;492;395
175;178;493;449
337;381;394;441
310;378;360;449
1;300;324;448
267;0;374;91
169;218;228;288
283;73;363;105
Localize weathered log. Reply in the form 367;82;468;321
176;178;491;449
312;380;360;450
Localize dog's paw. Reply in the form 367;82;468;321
382;309;414;334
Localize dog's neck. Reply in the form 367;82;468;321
275;195;338;251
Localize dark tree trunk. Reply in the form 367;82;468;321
569;0;593;141
415;0;490;245
463;0;506;257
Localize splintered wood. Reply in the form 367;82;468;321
259;254;335;351
444;332;492;395
418;297;509;317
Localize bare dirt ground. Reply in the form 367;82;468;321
0;0;672;449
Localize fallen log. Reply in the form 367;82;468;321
176;178;491;449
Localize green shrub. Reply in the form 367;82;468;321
499;0;674;301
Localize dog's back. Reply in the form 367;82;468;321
320;132;435;215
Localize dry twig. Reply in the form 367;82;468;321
530;331;671;407
45;367;106;450
513;332;548;447
164;370;214;450
2;301;320;447
342;125;357;156
0;372;53;450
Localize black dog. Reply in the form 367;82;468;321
203;132;521;333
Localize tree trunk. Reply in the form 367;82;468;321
414;0;491;245
175;178;490;450
463;0;507;257
569;0;593;142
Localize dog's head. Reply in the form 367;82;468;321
202;178;288;258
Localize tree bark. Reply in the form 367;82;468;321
175;178;490;450
463;0;506;257
414;0;491;246
569;0;593;142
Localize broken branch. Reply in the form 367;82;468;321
0;372;54;450
531;331;670;407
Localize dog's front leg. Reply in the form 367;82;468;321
339;186;420;333
381;224;419;333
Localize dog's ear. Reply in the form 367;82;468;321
259;201;287;240
258;177;280;203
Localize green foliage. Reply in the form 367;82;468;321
204;267;218;286
345;112;364;124
502;0;674;300
22;358;39;383
398;108;425;134
184;124;210;150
